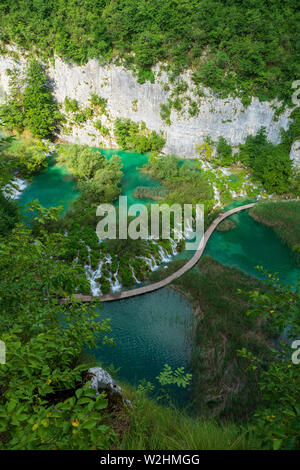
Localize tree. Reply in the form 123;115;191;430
57;145;123;204
238;128;292;194
0;191;19;236
0;204;114;449
238;272;300;450
23;60;62;139
0;61;63;139
114;118;165;153
0;68;24;133
216;137;234;166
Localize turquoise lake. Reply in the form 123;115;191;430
16;148;300;405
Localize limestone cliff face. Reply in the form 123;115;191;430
0;51;293;158
290;141;300;166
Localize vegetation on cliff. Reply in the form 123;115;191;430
114;118;165;153
0;60;62;139
0;0;299;104
237;128;292;195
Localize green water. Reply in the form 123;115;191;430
16;148;300;405
93;288;193;406
18;156;79;214
93;148;161;206
205;209;300;286
18;149;161;211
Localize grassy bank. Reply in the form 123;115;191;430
150;256;274;421
249;201;300;249
113;384;260;450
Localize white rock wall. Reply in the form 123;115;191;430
290;141;300;167
0;50;294;158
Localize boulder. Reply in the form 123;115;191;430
88;366;122;397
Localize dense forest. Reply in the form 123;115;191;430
0;0;300;452
0;0;299;103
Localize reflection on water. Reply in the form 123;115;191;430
205;210;300;286
18;156;79;216
16;149;300;406
92;287;194;406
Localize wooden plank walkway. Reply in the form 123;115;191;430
63;203;255;303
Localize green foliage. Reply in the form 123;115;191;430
136;364;192;406
1;1;298;101
57;144;105;180
215;137;234;166
143;154;214;210
145;154;178;180
73;108;94;124
64;97;79;113
160;102;171;125
5;138;48;177
237;128;292;194
0;60;62;139
64;95;105;129
238;272;300;450
250;201;300;251
57;145;123;203
196;140;213;161
82;154;123;203
188;101;199;117
0;191;19;236
25;200;64;225
23;60;62;138
114;118;165;153
0;68;24;132
89;94;108;114
0;134;19;188
94;120;110;136
157;364;192;389
0;204;115;449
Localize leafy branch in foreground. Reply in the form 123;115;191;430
0;204;115;449
238;271;300;450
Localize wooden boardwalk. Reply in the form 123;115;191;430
65;203;255;303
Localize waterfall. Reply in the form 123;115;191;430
157;245;172;263
3;177;28;200
137;255;159;272
84;259;104;296
169;237;178;256
111;263;122;292
129;264;141;284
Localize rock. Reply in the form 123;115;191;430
0;47;292;159
88;367;133;409
88;366;122;396
290;140;300;167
